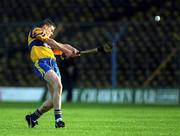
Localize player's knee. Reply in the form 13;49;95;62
57;81;63;95
53;77;63;94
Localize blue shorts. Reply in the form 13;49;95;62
33;58;60;79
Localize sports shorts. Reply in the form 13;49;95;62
33;58;60;79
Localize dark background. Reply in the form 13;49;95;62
0;0;179;88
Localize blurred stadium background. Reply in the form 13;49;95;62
0;0;180;104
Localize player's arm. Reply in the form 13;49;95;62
44;38;73;57
32;27;78;57
64;44;78;52
45;39;80;57
31;28;72;57
63;44;80;57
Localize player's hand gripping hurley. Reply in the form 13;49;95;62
62;42;112;58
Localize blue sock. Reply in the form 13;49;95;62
54;109;62;122
31;109;42;121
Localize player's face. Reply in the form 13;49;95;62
44;25;55;38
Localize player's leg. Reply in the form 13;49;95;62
26;58;64;128
25;83;54;128
37;83;54;113
44;70;65;127
25;59;55;128
38;98;53;113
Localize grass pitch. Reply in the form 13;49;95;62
0;102;180;136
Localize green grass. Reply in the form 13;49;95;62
0;102;180;136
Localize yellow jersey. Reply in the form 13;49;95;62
28;27;56;62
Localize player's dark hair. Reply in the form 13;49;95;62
39;18;56;27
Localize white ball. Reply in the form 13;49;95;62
155;16;160;21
